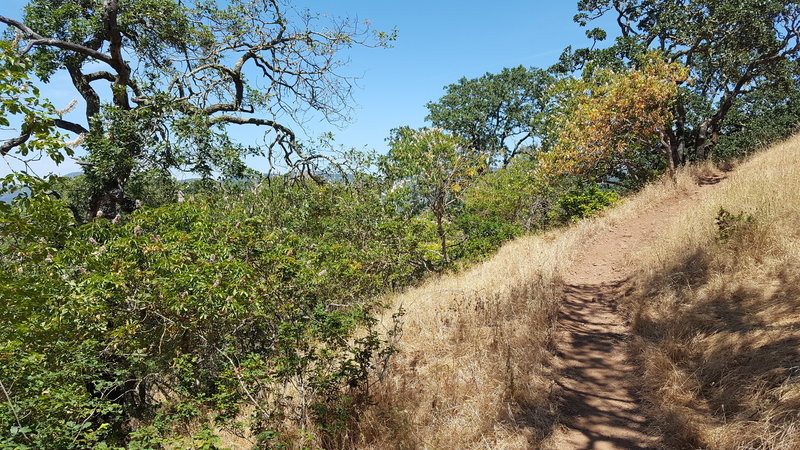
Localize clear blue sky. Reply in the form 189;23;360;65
1;0;615;177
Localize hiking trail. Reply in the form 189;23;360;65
547;175;726;450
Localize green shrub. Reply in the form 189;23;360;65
461;158;549;230
0;180;422;448
715;207;755;242
453;213;521;261
553;183;619;223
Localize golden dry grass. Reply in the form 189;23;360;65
349;232;572;449
347;135;800;449
348;168;710;449
621;135;800;449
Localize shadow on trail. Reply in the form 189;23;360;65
551;280;660;449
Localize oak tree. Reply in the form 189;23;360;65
543;55;688;181
560;0;800;162
426;66;554;167
1;0;393;217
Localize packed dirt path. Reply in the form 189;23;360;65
548;176;725;449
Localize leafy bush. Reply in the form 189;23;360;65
715;207;755;242
0;179;425;448
461;158;545;229
453;213;521;261
553;183;619;223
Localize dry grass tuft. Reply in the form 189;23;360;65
622;135;800;449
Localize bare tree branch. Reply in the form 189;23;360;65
0;15;115;66
54;119;89;135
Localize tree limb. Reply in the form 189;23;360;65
54;119;89;135
0;15;115;66
0;133;31;156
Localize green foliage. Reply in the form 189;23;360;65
553;183;619;223
383;127;486;263
125;168;179;207
426;66;555;166
0;40;69;163
461;159;533;221
460;157;556;230
715;78;800;159
715;207;755;242
22;0;202;82
452;213;521;261
0;177;425;448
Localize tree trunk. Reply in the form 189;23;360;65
435;208;448;264
665;148;677;181
674;99;687;165
696;119;711;160
696;75;750;160
661;132;678;181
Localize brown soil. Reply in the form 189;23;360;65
548;176;725;449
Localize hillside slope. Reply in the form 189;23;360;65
353;161;723;448
548;172;725;448
621;136;800;449
354;135;800;449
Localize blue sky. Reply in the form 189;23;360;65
1;0;614;177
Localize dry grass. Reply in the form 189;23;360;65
348;135;800;449
347;170;707;449
349;232;573;449
621;135;800;449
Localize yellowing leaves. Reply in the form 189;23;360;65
542;54;688;178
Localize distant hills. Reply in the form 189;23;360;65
0;171;83;203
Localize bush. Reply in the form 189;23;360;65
714;207;755;242
461;158;548;230
553;183;619;223
0;179;425;448
453;213;521;261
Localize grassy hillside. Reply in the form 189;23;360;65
349;167;699;448
353;232;572;448
622;135;800;449
351;135;800;449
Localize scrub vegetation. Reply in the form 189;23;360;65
1;0;799;447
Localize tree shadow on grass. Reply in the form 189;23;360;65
629;252;800;449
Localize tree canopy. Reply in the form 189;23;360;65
426;66;554;167
560;0;800;162
383;127;485;263
0;0;393;217
542;54;689;181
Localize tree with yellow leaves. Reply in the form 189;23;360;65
542;55;689;182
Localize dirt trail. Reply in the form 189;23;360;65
549;176;725;449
